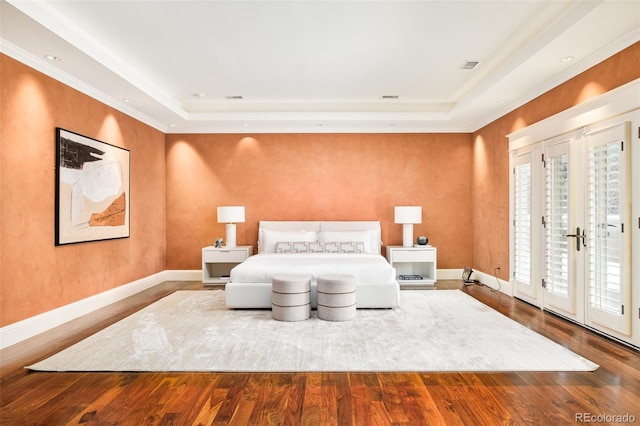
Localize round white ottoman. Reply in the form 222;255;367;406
317;274;356;321
271;274;311;321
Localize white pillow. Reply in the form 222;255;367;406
260;230;317;253
318;230;376;254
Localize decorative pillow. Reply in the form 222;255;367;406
275;241;324;253
318;230;374;254
275;241;365;253
260;230;317;253
323;241;365;253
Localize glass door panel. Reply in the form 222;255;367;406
543;138;576;315
585;123;631;335
513;150;536;301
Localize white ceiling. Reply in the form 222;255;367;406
1;0;638;134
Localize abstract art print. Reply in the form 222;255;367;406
55;128;130;245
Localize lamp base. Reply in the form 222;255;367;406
225;223;237;247
402;224;414;248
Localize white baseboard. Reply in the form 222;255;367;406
436;269;463;280
437;268;512;296
0;270;200;350
163;269;202;281
471;269;513;296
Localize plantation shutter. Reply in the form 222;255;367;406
514;160;532;286
587;140;622;315
584;122;631;335
544;150;570;298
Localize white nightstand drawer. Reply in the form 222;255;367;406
202;246;253;285
392;249;435;263
386;246;437;287
204;250;248;263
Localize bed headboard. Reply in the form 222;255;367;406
258;221;382;254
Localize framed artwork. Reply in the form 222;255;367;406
55;128;130;245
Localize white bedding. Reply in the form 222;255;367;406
230;252;396;285
225;220;399;309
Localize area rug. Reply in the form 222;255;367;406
28;290;598;372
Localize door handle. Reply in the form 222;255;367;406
564;226;585;251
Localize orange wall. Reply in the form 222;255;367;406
472;42;640;281
166;133;473;269
2;41;638;329
0;55;167;327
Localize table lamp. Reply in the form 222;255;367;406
217;206;245;247
394;206;422;247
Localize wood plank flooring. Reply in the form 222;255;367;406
1;280;639;425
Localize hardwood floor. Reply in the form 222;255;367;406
1;280;639;425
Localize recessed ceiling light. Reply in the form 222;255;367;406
44;55;60;61
560;56;574;63
497;99;507;104
192;93;205;98
242;123;249;127
123;98;134;103
169;124;177;127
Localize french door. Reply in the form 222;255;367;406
583;123;631;334
512;148;540;304
512;120;632;336
543;136;579;317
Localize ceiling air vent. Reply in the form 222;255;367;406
225;95;243;100
459;60;481;70
381;95;399;99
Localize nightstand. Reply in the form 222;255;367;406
202;246;253;285
386;245;437;287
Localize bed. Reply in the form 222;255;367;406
225;221;400;309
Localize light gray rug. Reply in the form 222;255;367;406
28;290;598;372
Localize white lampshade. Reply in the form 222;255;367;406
217;206;245;224
217;206;245;247
394;206;422;247
394;206;422;224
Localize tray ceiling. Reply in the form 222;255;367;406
1;0;638;133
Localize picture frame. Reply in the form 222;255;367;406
55;128;130;245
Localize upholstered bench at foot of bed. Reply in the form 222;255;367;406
317;274;356;321
225;280;399;309
271;274;311;321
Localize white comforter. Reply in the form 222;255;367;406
230;253;396;284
